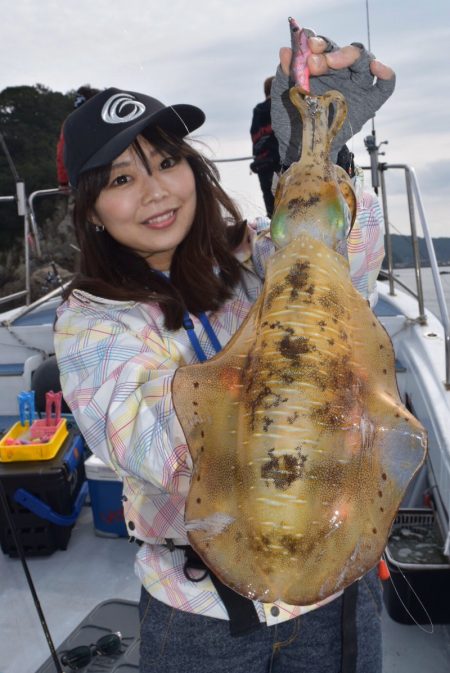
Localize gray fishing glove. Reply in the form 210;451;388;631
271;36;396;167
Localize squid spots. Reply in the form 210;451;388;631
287;411;299;425
287;261;310;289
311;400;345;432
280;534;300;555
265;284;285;310
287;194;321;217
318;289;345;321
310;357;362;432
279;334;314;367
261;446;308;490
263;416;274;433
247;383;288;431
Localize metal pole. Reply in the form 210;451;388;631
0;290;28;306
0;134;33;304
382;163;450;387
404;169;426;323
23;197;31;305
408;167;450;388
213;156;253;163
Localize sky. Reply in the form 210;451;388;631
1;0;450;236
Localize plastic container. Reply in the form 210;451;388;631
85;454;127;537
0;417;68;462
0;425;87;557
35;599;140;672
382;508;450;624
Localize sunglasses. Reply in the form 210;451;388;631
60;631;122;670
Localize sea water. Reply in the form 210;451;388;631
388;266;450;320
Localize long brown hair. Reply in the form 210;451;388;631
66;128;247;330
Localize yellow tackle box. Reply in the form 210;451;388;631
0;418;69;462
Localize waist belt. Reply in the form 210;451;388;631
143;538;359;654
168;542;261;637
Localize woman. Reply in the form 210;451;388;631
54;34;395;673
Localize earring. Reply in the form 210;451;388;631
88;220;105;232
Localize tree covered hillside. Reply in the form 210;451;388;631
386;235;450;268
0;84;90;306
0;84;75;246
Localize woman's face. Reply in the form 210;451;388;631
92;135;197;270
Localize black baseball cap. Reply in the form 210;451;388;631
63;87;206;187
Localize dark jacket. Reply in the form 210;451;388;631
250;98;280;174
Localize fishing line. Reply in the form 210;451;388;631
365;0;375;138
0;479;63;673
382;552;434;634
169;106;191;135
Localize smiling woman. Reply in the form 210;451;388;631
91;138;197;271
65;90;246;331
53;27;396;670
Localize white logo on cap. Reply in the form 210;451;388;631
101;93;146;124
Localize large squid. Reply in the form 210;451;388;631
172;18;427;605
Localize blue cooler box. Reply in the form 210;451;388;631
85;454;127;537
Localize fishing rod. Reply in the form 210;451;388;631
0;479;63;673
363;0;388;194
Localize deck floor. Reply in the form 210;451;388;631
1;504;449;673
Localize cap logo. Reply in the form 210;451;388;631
101;93;146;124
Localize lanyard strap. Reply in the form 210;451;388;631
153;270;221;363
182;311;221;363
197;312;222;355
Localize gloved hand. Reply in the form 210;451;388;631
271;31;396;167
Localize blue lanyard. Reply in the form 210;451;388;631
182;311;222;362
154;271;222;363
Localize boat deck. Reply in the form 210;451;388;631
1;501;449;672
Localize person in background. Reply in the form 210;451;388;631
56;85;100;189
250;76;280;217
54;30;395;673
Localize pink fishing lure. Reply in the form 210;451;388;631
289;16;311;92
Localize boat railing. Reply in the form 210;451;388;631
0;184;69;308
1;282;70;326
0;134;58;307
366;162;450;389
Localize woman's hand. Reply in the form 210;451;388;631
272;32;396;167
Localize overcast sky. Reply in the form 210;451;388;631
1;0;449;236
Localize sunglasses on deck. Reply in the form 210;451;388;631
60;631;122;670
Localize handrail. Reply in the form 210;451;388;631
28;187;64;209
28;188;68;259
213;156;253;163
1;283;69;325
0;290;28;306
0;177;69;308
409;166;450;387
0;133;31;305
367;163;450;389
